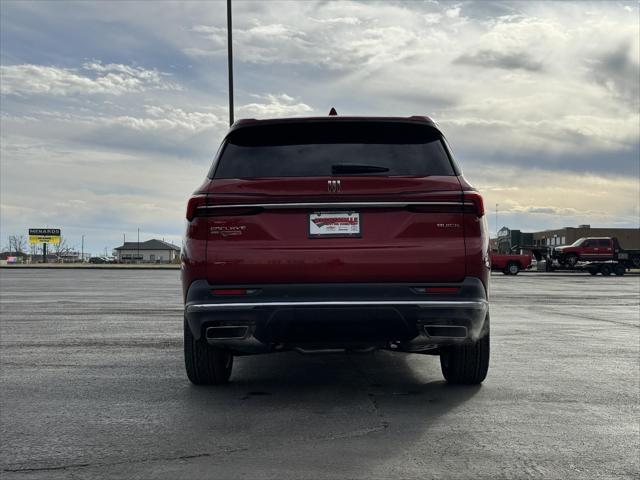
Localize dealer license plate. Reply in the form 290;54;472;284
309;211;361;238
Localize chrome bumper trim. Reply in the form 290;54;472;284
187;300;488;312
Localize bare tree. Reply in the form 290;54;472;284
4;234;27;254
53;236;72;262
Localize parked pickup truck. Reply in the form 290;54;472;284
552;237;640;268
490;251;532;275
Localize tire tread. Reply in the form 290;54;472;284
440;318;490;385
184;318;233;385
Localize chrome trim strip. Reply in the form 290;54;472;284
187;300;488;311
197;201;469;210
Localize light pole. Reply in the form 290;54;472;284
227;0;234;126
137;228;140;264
495;203;499;238
81;235;84;263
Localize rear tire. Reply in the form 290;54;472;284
588;267;599;276
440;316;490;385
600;264;612;276
614;264;625;276
506;262;520;275
184;318;233;385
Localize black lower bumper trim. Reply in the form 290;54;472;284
184;278;488;353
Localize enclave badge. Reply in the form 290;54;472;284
327;179;341;193
210;225;247;237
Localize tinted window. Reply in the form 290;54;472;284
212;122;455;179
598;239;610;247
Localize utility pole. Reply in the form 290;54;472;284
137;228;140;264
495;203;499;238
227;0;234;126
81;235;84;263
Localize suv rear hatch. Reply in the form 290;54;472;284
195;120;469;284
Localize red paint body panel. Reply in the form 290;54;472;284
199;176;468;284
181;217;208;299
182;116;489;296
555;238;615;261
490;252;532;270
204;207;466;284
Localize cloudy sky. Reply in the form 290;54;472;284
1;0;638;255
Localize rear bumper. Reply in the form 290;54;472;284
184;278;488;354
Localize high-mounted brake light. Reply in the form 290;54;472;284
186;194;207;221
463;191;485;217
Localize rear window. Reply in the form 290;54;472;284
211;122;456;179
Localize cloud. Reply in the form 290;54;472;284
471;165;639;230
588;43;640;108
445;6;461;19
236;93;313;117
0;62;181;97
107;105;225;132
512;206;584;215
186;8;430;69
454;49;543;71
0;93;312;159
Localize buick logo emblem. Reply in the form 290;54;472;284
327;179;341;193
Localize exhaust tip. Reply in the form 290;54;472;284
206;326;248;340
424;325;467;339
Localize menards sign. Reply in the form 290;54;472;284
28;228;61;245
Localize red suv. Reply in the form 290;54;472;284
182;116;490;385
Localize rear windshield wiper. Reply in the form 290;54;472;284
331;164;390;174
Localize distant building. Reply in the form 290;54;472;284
0;251;28;263
532;225;640;249
113;239;180;263
494;225;640;252
496;227;534;253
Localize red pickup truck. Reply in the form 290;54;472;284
490;251;532;275
552;237;640;268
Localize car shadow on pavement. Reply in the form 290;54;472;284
174;350;482;477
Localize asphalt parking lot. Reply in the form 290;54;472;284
0;269;638;479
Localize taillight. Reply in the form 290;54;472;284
463;191;485;217
405;191;468;214
207;206;263;217
186;194;207;221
